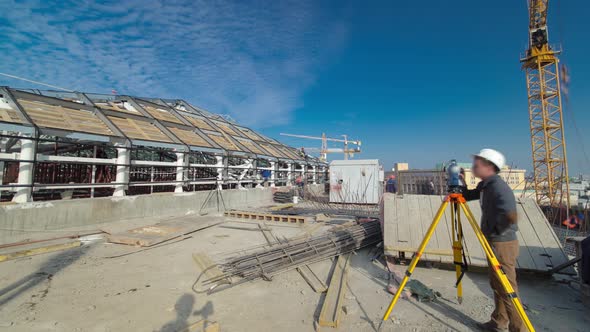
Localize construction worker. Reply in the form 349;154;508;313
462;149;524;332
386;175;397;193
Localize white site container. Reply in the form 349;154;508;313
329;159;384;204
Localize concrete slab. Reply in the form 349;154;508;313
0;213;586;331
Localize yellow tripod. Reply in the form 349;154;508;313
379;193;535;332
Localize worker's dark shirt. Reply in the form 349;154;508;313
386;179;397;193
463;174;518;242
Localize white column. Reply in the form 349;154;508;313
236;159;250;189
300;165;305;180
113;147;130;197
12;138;36;203
175;152;186;193
249;159;256;189
312;165;317;184
270;161;276;187
0;140;5;201
286;162;293;186
215;155;224;190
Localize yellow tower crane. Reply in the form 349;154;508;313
521;0;570;207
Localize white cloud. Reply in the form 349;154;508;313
0;0;349;127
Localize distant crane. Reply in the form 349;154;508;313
280;133;361;162
521;0;570;207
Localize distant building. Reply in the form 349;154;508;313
397;169;446;195
570;179;590;208
394;163;409;172
395;162;526;195
464;166;526;190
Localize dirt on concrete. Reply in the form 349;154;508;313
0;213;587;332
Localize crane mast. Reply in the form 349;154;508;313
521;0;570;207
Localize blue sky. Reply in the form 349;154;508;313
1;1;589;174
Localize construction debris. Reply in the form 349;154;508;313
318;254;351;327
256;221;327;293
404;280;441;302
193;220;381;292
273;190;295;203
0;240;82;263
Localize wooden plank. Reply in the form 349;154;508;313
269;203;294;211
297;265;328;293
224;211;307;224
108;220;221;247
179;320;219;332
0;241;81;262
318;254;351;328
192;252;229;291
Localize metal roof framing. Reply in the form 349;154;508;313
0;87;325;167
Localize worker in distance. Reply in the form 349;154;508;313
462;149;525;332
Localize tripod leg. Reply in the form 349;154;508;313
380;200;449;323
458;202;536;332
451;203;464;304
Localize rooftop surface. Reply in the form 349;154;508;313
0;212;587;331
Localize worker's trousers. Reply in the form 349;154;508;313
488;240;525;332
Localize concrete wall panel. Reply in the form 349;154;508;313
0;188;273;244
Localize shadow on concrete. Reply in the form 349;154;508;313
159;293;214;332
0;243;90;307
346;283;378;332
422;296;479;331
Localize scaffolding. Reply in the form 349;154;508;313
0;87;327;202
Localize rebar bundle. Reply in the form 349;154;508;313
194;220;381;292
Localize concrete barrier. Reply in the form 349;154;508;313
0;188;273;244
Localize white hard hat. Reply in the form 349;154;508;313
474;148;505;170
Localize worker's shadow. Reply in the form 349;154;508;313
159;293;214;332
0;243;90;307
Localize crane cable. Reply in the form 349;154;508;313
0;72;74;92
554;1;590;170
